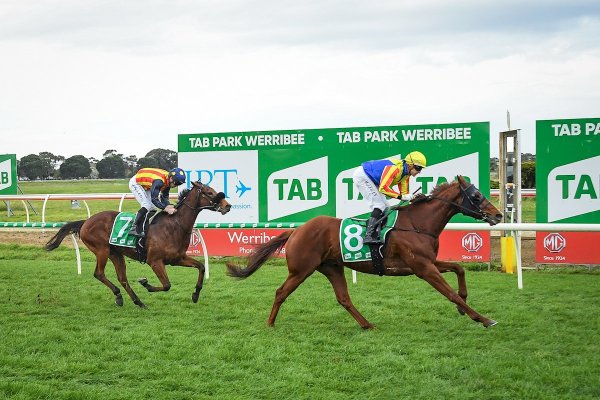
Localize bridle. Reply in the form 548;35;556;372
170;183;227;235
175;183;226;213
428;182;494;223
388;181;494;238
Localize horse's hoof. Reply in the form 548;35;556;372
192;292;199;303
115;296;124;307
138;277;148;286
484;319;498;328
133;300;147;309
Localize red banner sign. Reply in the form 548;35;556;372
187;228;490;262
536;232;600;264
437;231;491;262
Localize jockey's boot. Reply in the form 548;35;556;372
363;208;384;245
128;207;148;237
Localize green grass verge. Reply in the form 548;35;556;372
1;244;599;399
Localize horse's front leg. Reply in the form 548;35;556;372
434;260;468;315
415;262;496;328
172;255;206;303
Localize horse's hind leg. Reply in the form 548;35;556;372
91;250;125;307
137;259;171;294
416;263;496;328
318;265;374;329
267;268;315;327
109;253;146;308
434;260;468;315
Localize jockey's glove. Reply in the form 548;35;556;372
399;194;414;202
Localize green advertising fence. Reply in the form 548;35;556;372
178;122;490;224
536;118;600;224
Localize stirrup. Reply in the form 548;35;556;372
363;235;382;245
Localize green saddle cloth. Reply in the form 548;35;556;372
109;212;138;248
339;210;398;262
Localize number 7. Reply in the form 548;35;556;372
118;216;133;237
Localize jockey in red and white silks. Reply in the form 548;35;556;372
127;167;186;237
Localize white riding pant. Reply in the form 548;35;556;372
353;167;389;213
129;176;158;211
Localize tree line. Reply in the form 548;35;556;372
17;149;177;180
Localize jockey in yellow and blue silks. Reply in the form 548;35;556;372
128;167;186;237
352;151;427;244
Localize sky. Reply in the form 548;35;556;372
1;0;599;160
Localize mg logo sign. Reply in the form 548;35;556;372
189;230;201;247
462;233;483;252
544;233;566;253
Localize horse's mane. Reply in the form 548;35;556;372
429;181;453;197
412;181;454;204
176;189;191;207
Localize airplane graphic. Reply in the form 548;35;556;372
235;180;251;197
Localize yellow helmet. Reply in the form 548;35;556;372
404;151;427;168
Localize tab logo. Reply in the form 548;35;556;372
413;153;479;194
548;155;600;222
268;157;328;220
0;159;14;191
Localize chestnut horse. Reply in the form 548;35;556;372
46;181;231;308
227;176;502;329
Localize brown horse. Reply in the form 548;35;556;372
227;176;503;329
46;181;231;307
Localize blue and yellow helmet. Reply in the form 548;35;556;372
169;168;186;185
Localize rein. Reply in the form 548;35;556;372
429;183;491;220
172;183;224;234
381;203;438;239
383;183;488;238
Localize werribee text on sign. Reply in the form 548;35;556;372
188;133;305;149
336;127;472;143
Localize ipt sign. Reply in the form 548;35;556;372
0;154;17;195
178;150;259;223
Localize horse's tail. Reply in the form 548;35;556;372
45;220;86;251
226;230;293;279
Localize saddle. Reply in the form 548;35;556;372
109;211;162;263
339;211;399;276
